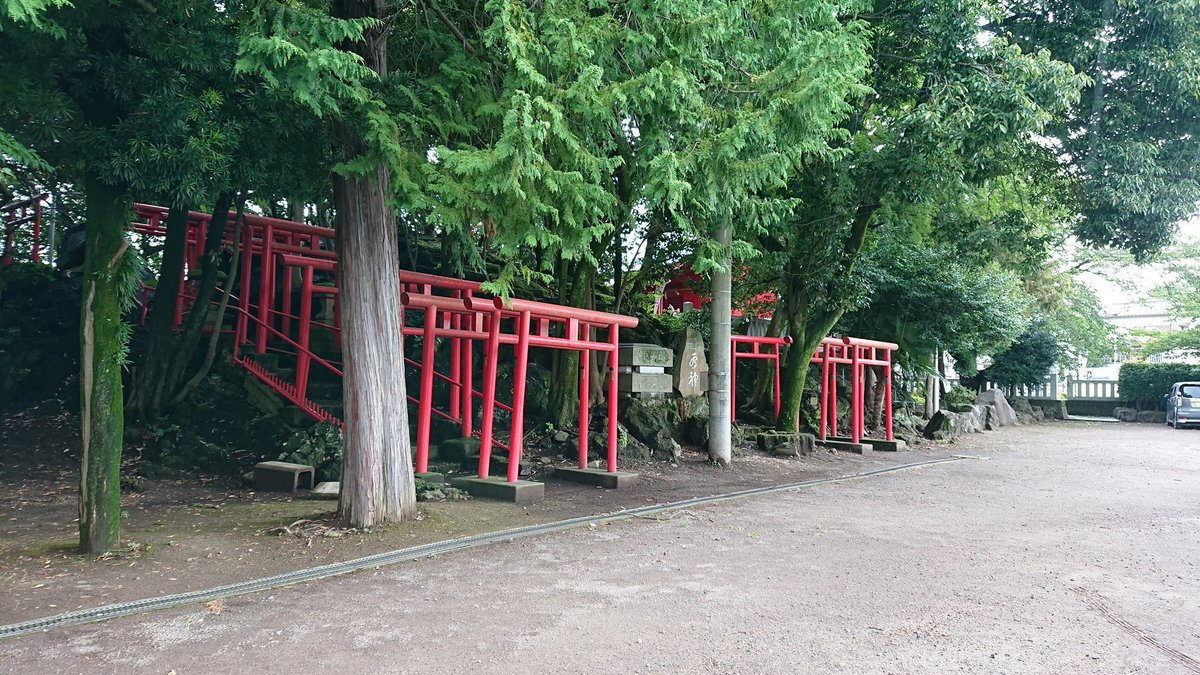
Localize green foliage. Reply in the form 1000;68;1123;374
841;232;1030;370
980;330;1060;388
414;478;471;502
943;385;978;411
999;0;1200;259
0;263;79;410
1118;363;1200;406
278;421;344;483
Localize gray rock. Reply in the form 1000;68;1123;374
619;396;681;458
1115;407;1139;422
975;389;1018;427
1031;407;1045;422
756;432;815;457
551;430;570;443
983;404;999;431
1011;397;1036;424
1042;400;1068;420
311;481;339;498
673;328;710;397
924;407;985;440
1137;410;1167;424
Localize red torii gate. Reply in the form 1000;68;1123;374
128;203;639;490
730;333;898;444
812;336;898;444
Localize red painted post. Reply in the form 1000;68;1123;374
31;201;41;264
461;308;475;438
830;346;839;438
730;342;737;424
850;345;861;444
819;342;830;438
416;304;438;475
281;255;294;339
255;224;274;354
885;362;894;441
478;310;501;479
507;310;532;483
295;265;314;401
449;310;461;421
607;323;620;472
773;343;782;424
578;321;590;469
235;223;253;359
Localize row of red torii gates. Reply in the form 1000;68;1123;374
4;195;899;492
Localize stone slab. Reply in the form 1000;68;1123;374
817;438;873;454
554;467;639;488
617;372;673;394
311;481;340;499
415;472;445;484
435;437;481;462
449;477;544;504
861;438;906;452
253;461;315;493
618;344;674;368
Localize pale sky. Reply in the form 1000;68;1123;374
1078;216;1200;320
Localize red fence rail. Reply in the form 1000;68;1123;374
2;193;48;266
129;203;639;484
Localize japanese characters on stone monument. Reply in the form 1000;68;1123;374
674;327;709;397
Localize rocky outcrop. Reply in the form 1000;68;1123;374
924;406;987;440
975;389;1017;427
1010;397;1038;424
1114;407;1140;422
756;432;815;457
1137;410;1167;424
618;397;681;460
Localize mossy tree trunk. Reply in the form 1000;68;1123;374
776;204;877;432
79;174;131;554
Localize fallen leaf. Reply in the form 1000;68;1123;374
205;600;224;615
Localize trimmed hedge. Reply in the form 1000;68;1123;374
1118;363;1200;406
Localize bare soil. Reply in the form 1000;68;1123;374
4;419;1199;673
1;403;945;626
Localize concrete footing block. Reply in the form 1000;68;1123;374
449;477;544;504
555;467;638;489
862;438;906;452
415;472;445;484
818;438;873;454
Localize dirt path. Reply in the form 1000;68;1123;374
3;420;1198;673
1;407;946;626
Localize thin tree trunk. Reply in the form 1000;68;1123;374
170;205;245;408
548;256;588;428
746;303;784;414
127;204;190;420
334;0;415;528
708;219;733;466
162;191;235;398
79;175;130;553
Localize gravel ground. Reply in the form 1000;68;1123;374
2;420;1198;674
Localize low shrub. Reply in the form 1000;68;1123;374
1118;363;1200;407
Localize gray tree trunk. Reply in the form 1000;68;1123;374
708;219;733;466
333;0;416;528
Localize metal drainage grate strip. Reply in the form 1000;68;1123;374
0;456;965;639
